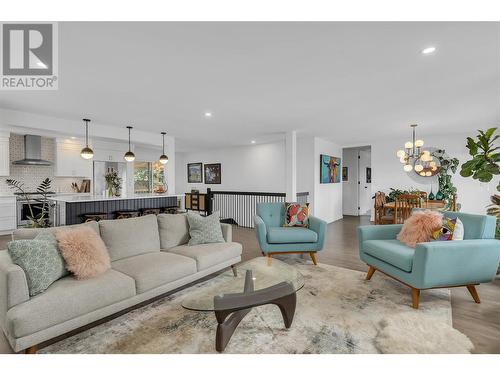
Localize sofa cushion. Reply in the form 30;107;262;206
12;221;99;240
7;232;67;296
363;239;415;272
267;227;318;244
186;211;225;245
99;215;160;261
111;252;197;293
157;213;190;250
5;269;135;338
56;226;111;280
168;242;242;271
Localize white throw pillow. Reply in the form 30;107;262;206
452;217;464;240
186;211;225;246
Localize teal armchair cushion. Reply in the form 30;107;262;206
256;202;286;228
267;227;318;244
363;239;414;272
442;211;496;239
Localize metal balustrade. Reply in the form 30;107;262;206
206;189;309;228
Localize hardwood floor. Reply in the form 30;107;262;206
0;215;499;354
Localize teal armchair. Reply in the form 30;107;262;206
255;202;327;265
358;211;500;309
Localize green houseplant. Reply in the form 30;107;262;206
432;149;459;210
460;127;500;238
105;170;122;197
460;127;500;186
6;178;52;228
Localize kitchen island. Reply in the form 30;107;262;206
49;193;184;225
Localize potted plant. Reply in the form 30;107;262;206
460;127;500;238
6;178;52;228
432;149;459;210
105;170;122;197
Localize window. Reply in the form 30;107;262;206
134;161;152;193
134;161;166;194
152;161;166;192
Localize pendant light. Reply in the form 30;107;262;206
159;132;169;164
80;118;94;159
124;126;136;162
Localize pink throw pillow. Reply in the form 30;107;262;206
396;210;443;248
56;226;111;279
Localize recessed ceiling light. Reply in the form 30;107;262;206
421;46;436;55
204;112;212;118
251;140;256;144
70;136;76;140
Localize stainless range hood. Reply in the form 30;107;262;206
12;135;52;166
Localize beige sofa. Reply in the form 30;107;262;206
0;214;242;353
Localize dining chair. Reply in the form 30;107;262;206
374;191;394;225
394;194;422;223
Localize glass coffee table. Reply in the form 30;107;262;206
182;257;304;352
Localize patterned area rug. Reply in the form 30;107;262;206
40;259;473;354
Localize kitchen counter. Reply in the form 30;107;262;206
48;193;184;203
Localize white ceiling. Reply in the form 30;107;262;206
0;22;499;152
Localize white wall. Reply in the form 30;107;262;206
175;141;286;194
176;136;342;223
297;135;315;212
371;132;496;215
342;148;359;216
313;137;343;223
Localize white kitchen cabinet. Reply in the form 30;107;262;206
54;139;93;178
0;132;10;176
0;196;16;234
93;148;127;162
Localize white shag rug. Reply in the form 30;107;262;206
40;259;473;354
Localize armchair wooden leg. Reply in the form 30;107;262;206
309;252;318;265
466;285;481;304
25;345;37;354
411;288;420;309
365;266;376;280
267;253;272;266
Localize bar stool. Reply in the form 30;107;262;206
115;210;140;220
141;208;161;216
81;213;108;223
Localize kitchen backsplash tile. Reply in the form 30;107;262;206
0;134;84;194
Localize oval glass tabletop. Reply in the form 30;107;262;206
181;257;304;312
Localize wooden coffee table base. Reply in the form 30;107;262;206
213;270;297;352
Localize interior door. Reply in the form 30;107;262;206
358;149;372;216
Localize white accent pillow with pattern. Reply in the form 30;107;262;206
186;211;225;245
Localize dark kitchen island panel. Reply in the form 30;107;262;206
49;194;183;225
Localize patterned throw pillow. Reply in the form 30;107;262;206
7;231;67;296
187;211;225;245
432;217;464;241
284;202;310;227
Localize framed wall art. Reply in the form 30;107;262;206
342;166;348;181
204;163;221;184
320;154;341;183
187;162;203;183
